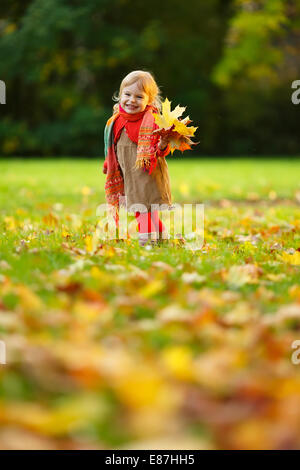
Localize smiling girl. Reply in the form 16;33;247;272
102;70;173;246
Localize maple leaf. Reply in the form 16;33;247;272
173;118;197;137
153;98;199;154
154;98;186;128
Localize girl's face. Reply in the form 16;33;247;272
120;82;150;114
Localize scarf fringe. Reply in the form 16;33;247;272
134;157;150;169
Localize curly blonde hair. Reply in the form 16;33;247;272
112;70;163;114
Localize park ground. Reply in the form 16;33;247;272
0;158;300;449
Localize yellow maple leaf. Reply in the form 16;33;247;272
173;119;197;137
154;98;186;128
153;98;198;154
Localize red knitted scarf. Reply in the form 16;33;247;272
113;104;151;144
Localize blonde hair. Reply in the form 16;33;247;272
112;70;163;114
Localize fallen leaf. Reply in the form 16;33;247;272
280;251;300;265
181;272;206;284
224;264;263;287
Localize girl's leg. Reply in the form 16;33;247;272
135;211;156;233
150;210;166;233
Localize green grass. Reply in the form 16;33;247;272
0;158;300;450
0;157;299;319
0;158;300;209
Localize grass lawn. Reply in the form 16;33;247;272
0;158;300;450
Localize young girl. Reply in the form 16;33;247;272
102;70;173;246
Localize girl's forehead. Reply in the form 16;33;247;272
123;83;145;94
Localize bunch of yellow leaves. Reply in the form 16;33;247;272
152;98;198;154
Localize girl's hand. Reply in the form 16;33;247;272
158;135;170;150
152;128;171;151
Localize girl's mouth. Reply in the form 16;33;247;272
126;105;138;110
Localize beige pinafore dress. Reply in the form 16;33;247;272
116;128;173;213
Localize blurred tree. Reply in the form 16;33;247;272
211;0;300;155
0;0;299;157
0;0;231;156
213;0;300;87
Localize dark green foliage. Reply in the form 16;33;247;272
0;0;299;157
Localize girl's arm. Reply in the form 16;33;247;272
103;159;108;174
